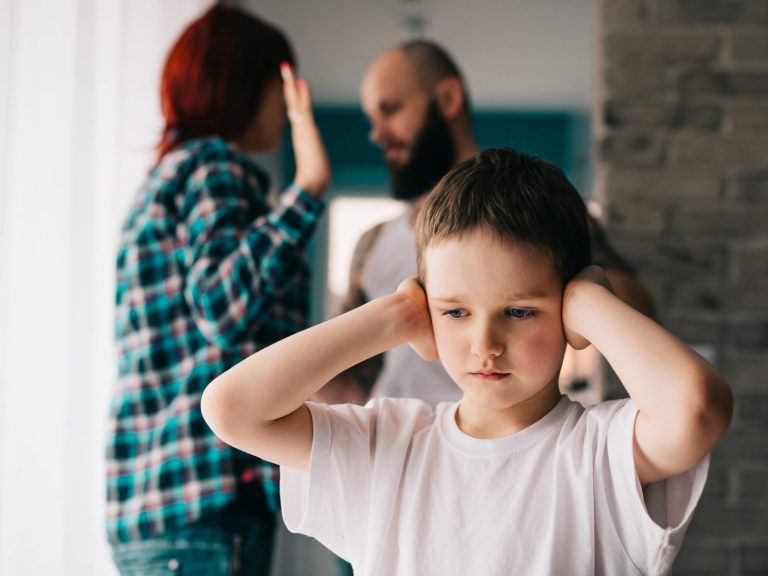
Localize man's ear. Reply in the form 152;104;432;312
434;76;465;121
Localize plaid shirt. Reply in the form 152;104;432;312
107;137;324;543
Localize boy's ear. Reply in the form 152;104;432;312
434;76;465;121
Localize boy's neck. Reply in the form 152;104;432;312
455;383;563;439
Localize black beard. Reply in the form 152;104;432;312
389;101;456;201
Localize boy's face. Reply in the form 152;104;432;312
423;229;567;413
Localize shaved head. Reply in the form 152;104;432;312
397;40;466;95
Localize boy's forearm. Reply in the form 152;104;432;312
203;291;416;426
566;282;725;406
565;281;731;472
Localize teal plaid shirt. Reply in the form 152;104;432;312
107;137;323;543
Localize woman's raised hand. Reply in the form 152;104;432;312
281;63;331;198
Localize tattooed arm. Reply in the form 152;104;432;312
313;222;387;404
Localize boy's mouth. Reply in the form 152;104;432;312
470;371;509;381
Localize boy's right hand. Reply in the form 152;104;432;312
396;277;439;361
281;63;331;198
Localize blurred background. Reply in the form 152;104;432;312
0;0;766;574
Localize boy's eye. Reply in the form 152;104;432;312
443;309;468;319
506;308;534;320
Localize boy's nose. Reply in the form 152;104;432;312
471;324;505;360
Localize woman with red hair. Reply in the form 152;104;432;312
107;4;330;574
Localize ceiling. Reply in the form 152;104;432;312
242;0;596;110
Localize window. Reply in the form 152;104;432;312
325;195;405;317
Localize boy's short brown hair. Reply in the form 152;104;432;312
415;148;591;283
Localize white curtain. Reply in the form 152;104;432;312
0;1;212;574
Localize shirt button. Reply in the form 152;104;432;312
168;558;180;571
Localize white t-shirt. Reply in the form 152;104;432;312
281;396;709;576
361;212;460;406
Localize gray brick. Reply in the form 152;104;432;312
731;31;768;62
742;543;768;573
724;189;768;210
606;198;668;234
663;311;724;344
740;468;768;501
601;133;668;167
605;168;722;203
677;69;768;97
730;241;768;282
605;65;667;96
709;451;741;476
658;241;729;278
729;170;768;207
736;393;768;428
687;503;768;539
721;350;768;388
605;101;722;131
659;0;768;25
726;317;768;349
727;103;768;134
680;104;724;131
606;31;720;63
672;194;724;212
612;238;729;280
673;282;768;316
701;468;730;501
669;134;768;168
727;286;768;311
710;428;768;467
668;208;768;238
670;281;727;312
603;0;653;24
673;539;730;575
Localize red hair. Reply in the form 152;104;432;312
156;4;295;160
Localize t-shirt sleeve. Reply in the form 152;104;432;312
600;399;709;575
279;398;434;569
280;401;374;564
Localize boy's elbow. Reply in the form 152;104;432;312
202;376;274;452
201;377;234;442
688;370;732;448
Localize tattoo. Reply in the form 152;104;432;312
339;222;387;397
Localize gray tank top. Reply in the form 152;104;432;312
361;211;461;406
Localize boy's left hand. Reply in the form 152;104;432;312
396;277;439;361
562;265;613;350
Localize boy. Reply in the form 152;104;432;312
202;148;732;575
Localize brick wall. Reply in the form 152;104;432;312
596;1;768;573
